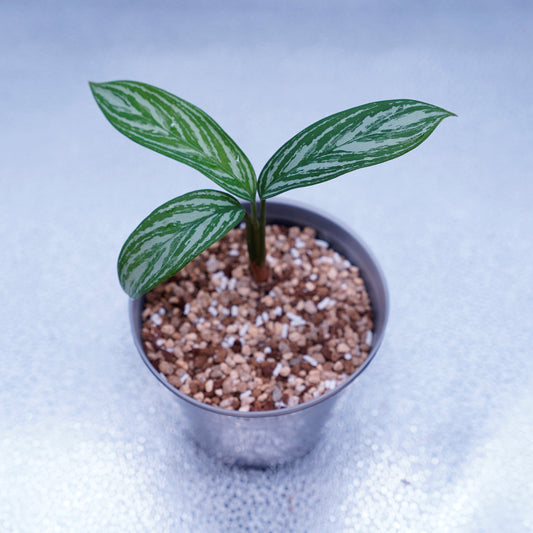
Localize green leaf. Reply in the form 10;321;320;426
258;99;455;199
90;80;256;201
118;190;245;298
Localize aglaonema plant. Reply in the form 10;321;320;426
90;81;454;298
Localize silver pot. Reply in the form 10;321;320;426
129;200;388;467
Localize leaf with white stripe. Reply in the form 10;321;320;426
90;81;256;201
118;190;245;298
258;99;455;199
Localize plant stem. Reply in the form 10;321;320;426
246;199;269;283
258;199;266;265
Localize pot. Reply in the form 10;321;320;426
129;200;388;467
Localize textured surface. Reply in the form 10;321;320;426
1;1;532;531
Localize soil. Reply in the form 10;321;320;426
141;224;374;411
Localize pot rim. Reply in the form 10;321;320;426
130;199;389;419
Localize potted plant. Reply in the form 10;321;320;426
90;81;454;467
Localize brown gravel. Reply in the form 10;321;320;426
141;224;374;411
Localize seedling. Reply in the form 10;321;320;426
90;81;454;298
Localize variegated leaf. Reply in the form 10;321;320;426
90;81;256;201
118;190;245;298
258;99;455;199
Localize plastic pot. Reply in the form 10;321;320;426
129;200;388;467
